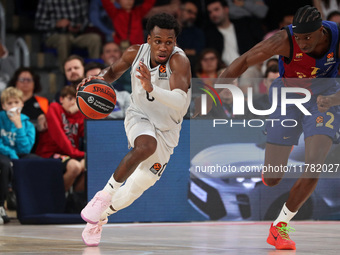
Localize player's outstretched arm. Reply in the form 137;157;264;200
76;45;140;90
103;45;139;83
219;30;290;80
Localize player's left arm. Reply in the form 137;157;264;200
137;52;191;111
168;52;191;92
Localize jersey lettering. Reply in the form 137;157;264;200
146;91;155;101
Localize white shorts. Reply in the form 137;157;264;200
124;108;180;180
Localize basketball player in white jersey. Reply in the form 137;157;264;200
78;13;191;246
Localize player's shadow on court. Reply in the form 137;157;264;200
82;247;101;255
267;250;296;254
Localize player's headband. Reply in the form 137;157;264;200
292;19;322;34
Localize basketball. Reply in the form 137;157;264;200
76;79;116;119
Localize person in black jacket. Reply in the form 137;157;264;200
205;0;265;65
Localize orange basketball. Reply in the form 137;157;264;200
76;79;116;119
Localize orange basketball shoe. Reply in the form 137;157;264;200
267;222;296;250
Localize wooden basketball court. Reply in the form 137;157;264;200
1;220;339;254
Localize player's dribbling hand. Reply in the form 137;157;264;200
317;95;333;112
136;61;153;92
76;76;105;91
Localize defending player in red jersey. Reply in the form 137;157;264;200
219;5;340;250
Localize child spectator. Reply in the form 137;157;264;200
35;86;85;193
101;0;155;50
7;67;49;152
0;87;36;224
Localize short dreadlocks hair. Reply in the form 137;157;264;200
146;13;181;37
292;5;322;33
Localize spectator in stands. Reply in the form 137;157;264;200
263;64;280;96
85;62;106;77
89;0;115;43
54;55;86;103
35;86;85;193
64;55;86;88
0;39;15;92
195;48;226;79
205;0;242;65
84;63;131;119
203;80;255;119
101;42;132;92
7;67;49;152
263;14;294;41
35;0;102;69
265;58;279;69
260;57;278;91
253;64;279;118
0;41;8;93
107;90;131;119
101;42;122;66
176;1;205;71
227;0;268;20
314;0;340;20
145;0;180;18
0;41;6;60
226;0;268;49
191;49;226;116
327;10;340;23
7;68;49;132
0;87;36;224
264;0;316;32
101;0;156;50
238;62;263;94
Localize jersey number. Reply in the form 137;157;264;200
146;91;154;101
326;112;334;129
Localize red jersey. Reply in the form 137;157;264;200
279;21;340;94
101;0;155;45
35;102;85;158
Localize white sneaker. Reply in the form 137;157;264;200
81;191;111;224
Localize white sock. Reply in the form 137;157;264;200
103;175;123;196
273;203;297;226
100;205;116;221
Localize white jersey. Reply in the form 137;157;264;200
129;43;191;131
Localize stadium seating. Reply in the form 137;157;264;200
12;158;83;224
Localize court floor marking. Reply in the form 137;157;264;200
60;220;340;229
1;232;252;252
